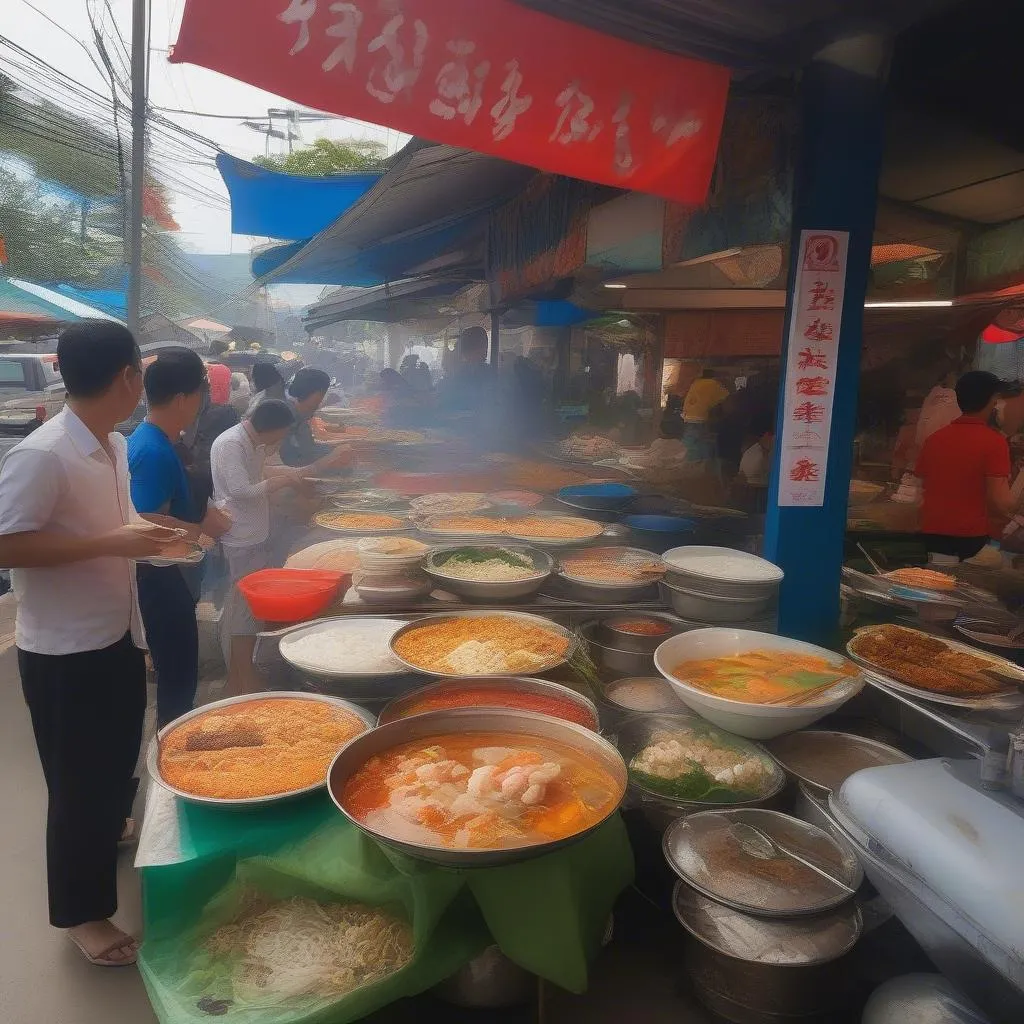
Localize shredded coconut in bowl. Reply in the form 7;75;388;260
282;619;407;675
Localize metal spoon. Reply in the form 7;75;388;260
730;822;857;895
856;542;886;576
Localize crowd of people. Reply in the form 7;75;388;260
0;322;352;967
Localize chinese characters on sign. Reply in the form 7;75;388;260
171;0;730;205
777;230;850;507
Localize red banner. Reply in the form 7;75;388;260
171;0;730;205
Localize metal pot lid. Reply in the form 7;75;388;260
673;881;862;965
663;809;863;917
766;731;912;795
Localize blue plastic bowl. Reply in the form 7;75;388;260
623;514;698;554
557;482;638;510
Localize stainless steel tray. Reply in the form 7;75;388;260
148;691;375;808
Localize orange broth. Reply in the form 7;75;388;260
341;731;621;850
671;649;858;704
388;686;596;729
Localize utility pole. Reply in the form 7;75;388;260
128;0;148;337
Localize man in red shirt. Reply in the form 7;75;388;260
915;371;1017;560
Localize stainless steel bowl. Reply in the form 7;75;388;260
553;575;659;604
581;620;657;677
613;712;787;831
327;708;627;866
599;612;684;652
389;610;577;678
659;581;776;623
377;675;599;730
423;545;553;602
148;691;375;808
663;569;781;601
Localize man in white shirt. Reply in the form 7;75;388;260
211;400;308;696
0;321;174;967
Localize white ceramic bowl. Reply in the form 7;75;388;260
652;628;863;740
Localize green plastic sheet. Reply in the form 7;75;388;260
139;796;633;1023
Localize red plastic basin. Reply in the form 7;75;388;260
237;569;349;623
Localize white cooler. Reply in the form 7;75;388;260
827;758;1024;1022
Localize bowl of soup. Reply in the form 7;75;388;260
328;709;627;866
653;629;864;740
377;677;599;730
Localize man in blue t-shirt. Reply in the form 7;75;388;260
128;352;230;725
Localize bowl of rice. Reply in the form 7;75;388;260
424;544;553;601
278;617;416;681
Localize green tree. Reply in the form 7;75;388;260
0;73;122;200
253;137;386;175
0;169;116;283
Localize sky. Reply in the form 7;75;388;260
0;0;408;259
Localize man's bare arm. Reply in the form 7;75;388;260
0;525;170;568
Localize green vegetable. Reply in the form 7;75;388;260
629;762;760;804
439;547;534;570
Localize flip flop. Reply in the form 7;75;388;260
118;817;137;846
68;932;138;967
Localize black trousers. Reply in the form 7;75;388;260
19;633;146;928
137;563;199;727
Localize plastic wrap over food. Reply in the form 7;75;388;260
616;713;785;807
672;882;860;966
862;974;992;1024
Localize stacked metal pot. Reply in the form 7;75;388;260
659;546;783;632
663;808;864;1024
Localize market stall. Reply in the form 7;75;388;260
134;397;1024;1022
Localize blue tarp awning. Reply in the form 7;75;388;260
253;142;535;288
216;153;381;241
53;285;127;319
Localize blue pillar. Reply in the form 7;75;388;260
764;35;891;643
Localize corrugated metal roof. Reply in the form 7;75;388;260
304;276;472;330
256;142;535;288
512;0;952;70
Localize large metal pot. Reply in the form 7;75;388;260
327;707;627;867
433;946;535;1008
659;581;777;624
377;675;599;731
673;882;862;1024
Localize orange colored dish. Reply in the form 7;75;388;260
341;731;621;850
392;616;571;675
315;511;406;531
159;698;367;799
488;490;544;508
428;515;508;534
670;650;858;704
510;516;604;540
386;684;597;729
884;567;956;591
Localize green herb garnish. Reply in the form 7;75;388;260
630;763;758;804
439;547;535;570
